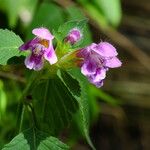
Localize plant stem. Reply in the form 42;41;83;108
18;104;25;133
28;103;39;129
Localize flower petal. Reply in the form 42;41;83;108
87;68;106;87
94;80;104;88
88;74;104;88
44;47;57;65
24;54;35;69
19;38;39;51
91;42;118;57
77;47;91;58
105;57;122;68
33;60;44;70
92;68;106;82
81;60;97;76
32;27;54;40
25;53;44;70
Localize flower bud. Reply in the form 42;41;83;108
65;28;82;45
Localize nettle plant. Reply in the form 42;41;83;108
0;19;121;150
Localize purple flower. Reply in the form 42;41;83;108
65;28;82;44
77;42;122;87
19;27;57;70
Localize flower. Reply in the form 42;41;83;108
77;42;122;87
65;28;82;45
19;27;57;70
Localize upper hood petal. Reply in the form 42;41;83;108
105;57;122;68
91;42;118;57
32;27;54;41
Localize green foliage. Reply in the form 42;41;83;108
0;78;23;148
60;69;95;150
0;1;122;149
77;0;122;27
0;29;23;65
0;0;37;27
94;0;122;26
2;128;69;150
32;75;78;135
0;80;7;121
53;19;90;57
27;3;65;39
89;85;119;105
58;70;81;97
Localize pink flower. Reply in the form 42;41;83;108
19;27;57;70
77;42;122;87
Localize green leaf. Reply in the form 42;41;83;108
32;75;78;135
57;70;81;97
0;29;23;65
26;3;65;40
94;0;122;26
2;128;69;150
60;69;95;150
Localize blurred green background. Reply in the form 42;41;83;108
0;0;150;149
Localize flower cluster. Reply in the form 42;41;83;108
19;27;121;87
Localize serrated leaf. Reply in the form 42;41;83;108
0;29;23;65
2;128;69;150
32;76;78;135
58;69;95;150
57;70;81;97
